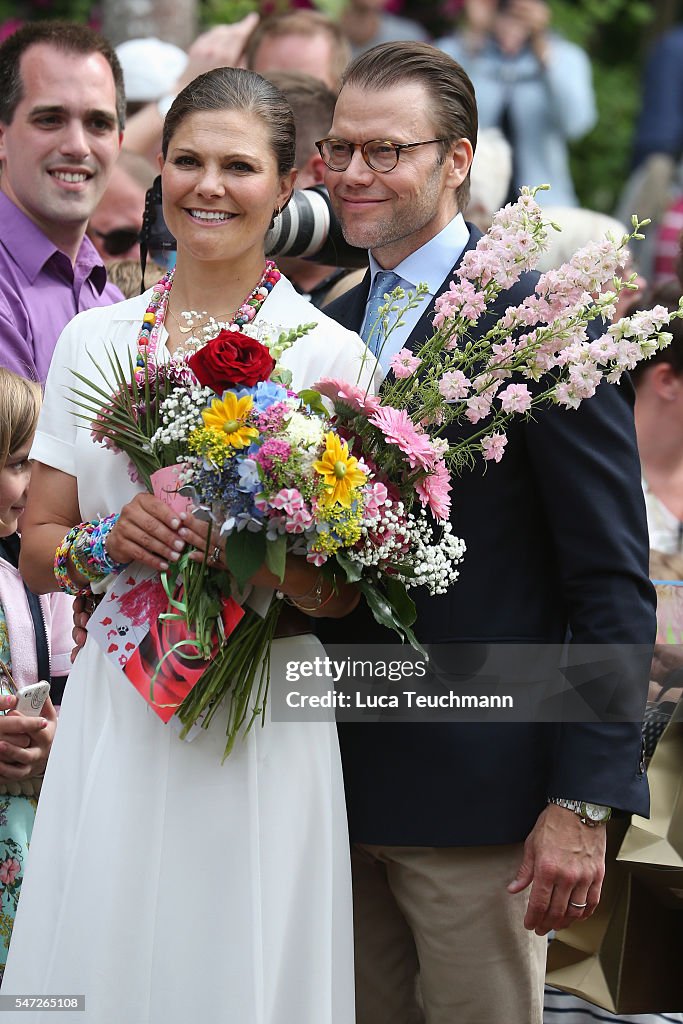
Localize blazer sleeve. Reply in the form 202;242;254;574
524;374;655;813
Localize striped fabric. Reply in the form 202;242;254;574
544;986;683;1023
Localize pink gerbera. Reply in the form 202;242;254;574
314;378;381;415
368;406;436;470
415;461;452;521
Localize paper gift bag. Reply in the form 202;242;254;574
618;697;683;897
546;821;683;1014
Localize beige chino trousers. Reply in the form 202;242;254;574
351;842;547;1024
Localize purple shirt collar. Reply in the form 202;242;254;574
0;190;108;292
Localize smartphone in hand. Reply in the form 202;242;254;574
15;681;50;717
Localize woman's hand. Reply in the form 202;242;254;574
0;695;57;779
177;512;220;565
106;493;187;571
181;520;360;619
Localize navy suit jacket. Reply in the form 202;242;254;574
319;225;656;846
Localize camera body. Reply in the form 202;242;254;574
140;176;176;270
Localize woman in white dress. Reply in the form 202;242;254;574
3;68;375;1023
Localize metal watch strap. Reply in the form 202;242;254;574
548;797;611;827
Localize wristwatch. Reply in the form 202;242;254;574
548;797;612;827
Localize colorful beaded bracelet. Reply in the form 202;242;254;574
54;514;128;595
68;521;99;583
54;525;92;596
78;514;126;577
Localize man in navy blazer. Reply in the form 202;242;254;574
316;41;655;1024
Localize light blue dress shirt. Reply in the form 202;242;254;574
361;213;470;375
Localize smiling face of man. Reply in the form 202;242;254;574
0;42;122;255
323;81;472;268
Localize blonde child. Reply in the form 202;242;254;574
0;369;71;979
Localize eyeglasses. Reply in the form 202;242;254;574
89;226;140;256
315;137;447;173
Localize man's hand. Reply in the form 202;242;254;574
507;803;607;935
0;694;57;779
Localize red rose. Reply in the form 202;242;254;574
188;329;276;393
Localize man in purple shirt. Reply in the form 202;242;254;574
0;22;126;383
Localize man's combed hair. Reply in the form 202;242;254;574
0;20;126;129
162;67;296;176
341;41;478;207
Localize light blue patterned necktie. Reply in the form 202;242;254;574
361;270;402;357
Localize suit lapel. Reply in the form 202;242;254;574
329;270;370;333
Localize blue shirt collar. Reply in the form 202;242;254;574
368;212;470;297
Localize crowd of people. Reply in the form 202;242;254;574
0;3;682;1023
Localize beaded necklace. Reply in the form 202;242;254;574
136;260;281;366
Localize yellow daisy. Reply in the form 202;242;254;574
201;391;258;450
313;432;367;507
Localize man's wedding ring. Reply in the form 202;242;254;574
569;900;588;908
210;546;222;565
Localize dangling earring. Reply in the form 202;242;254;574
269;206;281;230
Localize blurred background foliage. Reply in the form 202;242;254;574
3;0;683;212
550;0;654;213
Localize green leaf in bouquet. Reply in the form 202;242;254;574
197;588;223;622
297;388;328;418
335;550;364;583
265;533;287;583
358;579;427;658
176;600;282;760
224;530;266;590
277;323;317;346
271;366;293;389
384;577;418;627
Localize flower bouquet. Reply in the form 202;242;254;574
72;309;464;756
356;187;680;477
72;187;681;758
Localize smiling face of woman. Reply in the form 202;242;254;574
159;108;295;272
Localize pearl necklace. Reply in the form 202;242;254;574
136;261;281;365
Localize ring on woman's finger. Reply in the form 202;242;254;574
210;546;222;565
569;900;588;909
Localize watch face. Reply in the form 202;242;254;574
580;802;610;822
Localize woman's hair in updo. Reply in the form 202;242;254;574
162;67;296;175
